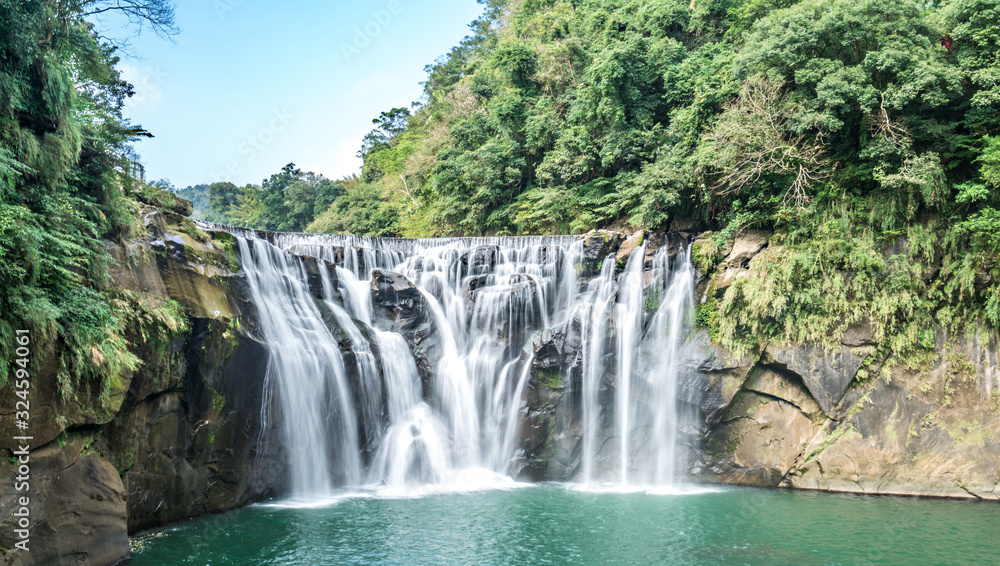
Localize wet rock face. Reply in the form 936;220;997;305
111;316;283;534
371;270;426;332
460;245;500;276
299;255;339;302
370;269;440;396
517;324;584;482
0;440;129;566
580;230;625;276
0;208;285;565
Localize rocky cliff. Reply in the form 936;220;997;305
3;212;998;566
0;208;286;566
515;229;1000;500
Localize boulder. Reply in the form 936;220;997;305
579;230;624;277
615;230;645;266
298;254;339;301
723;230;770;268
669;218;702;233
371;270;425;332
370;270;440;396
841;320;877;347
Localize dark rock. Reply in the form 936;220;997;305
371;270;425;332
765;343;871;416
0;438;128;566
298;255;339;301
675;330;757;426
669;218;703;232
579;230;624;277
460;245;500;276
1;212;286;564
517;325;584;482
370;270;440;397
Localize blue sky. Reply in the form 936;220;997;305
96;0;484;188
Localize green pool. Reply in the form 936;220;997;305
128;484;1000;565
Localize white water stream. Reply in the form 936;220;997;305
226;227;695;495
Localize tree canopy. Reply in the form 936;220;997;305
320;0;1000;361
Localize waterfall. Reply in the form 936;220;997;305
579;258;617;484
218;224;696;496
235;237;362;495
368;330;451;487
615;243;647;485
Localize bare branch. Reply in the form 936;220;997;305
704;75;829;209
397;174;419;206
865;91;910;151
77;0;179;39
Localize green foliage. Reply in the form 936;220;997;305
192;164;348;232
0;0;178;395
290;0;1000;361
306;181;401;237
696;294;721;343
89;0;1000;368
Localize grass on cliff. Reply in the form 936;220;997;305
710;205;998;371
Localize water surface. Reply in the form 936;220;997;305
128;484;999;565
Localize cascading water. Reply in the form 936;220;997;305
646;247;696;485
615;243;647;485
219;224;697;496
235;237;362;496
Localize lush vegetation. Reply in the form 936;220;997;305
0;0;186;399
8;0;1000;390
289;0;998;365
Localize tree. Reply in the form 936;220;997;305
701;75;829;208
71;0;178;41
259;163;302;231
307;182;399;236
283;173;345;232
359;107;411;180
208;182;240;218
227;185;265;228
0;0;181;391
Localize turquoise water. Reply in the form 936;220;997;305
128;484;999;565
